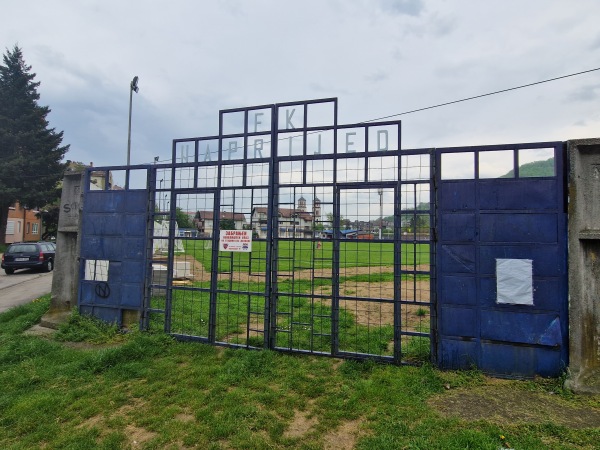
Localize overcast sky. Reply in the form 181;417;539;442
2;0;599;169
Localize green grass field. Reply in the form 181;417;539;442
2;297;599;449
183;239;430;272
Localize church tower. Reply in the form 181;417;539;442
297;196;307;212
313;197;321;220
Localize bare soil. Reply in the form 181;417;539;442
170;259;432;331
428;378;600;429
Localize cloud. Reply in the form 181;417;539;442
566;84;600;103
365;71;389;83
2;0;599;170
378;0;424;17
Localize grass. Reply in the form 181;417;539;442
1;297;600;449
183;240;430;272
150;278;429;360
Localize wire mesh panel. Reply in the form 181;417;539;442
274;186;334;354
141;98;434;364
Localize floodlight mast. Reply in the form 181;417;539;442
127;76;139;166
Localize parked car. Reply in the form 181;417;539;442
1;242;56;275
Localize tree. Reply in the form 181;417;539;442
36;201;60;240
0;45;68;244
175;208;192;228
219;218;235;230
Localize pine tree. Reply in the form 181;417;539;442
0;45;69;244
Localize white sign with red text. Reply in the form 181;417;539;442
219;230;253;252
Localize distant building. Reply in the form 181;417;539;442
193;211;247;237
251;197;322;239
5;201;42;243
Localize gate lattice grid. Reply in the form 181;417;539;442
144;98;435;364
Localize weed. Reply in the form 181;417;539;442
415;307;428;317
54;310;124;344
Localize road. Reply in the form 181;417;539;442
0;267;53;314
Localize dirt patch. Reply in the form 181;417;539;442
323;418;365;450
126;424;157;448
175;413;195;423
76;414;103;430
222;321;265;345
77;397;156;447
284;401;318;438
428;380;600;429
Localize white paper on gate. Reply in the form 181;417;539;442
496;258;534;305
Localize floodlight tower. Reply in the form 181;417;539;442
127;76;139;165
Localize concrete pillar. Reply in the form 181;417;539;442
565;138;600;394
41;172;83;328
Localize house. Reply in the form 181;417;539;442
5;201;43;243
319;229;359;239
193;211;247;237
251;197;322;239
89;162;114;190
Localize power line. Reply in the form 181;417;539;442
138;66;600;164
360;67;600;123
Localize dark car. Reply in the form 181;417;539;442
1;242;56;275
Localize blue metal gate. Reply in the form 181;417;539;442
78;170;152;323
77;100;569;377
435;142;568;377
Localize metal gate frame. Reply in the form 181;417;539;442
143;98;435;364
77;99;569;376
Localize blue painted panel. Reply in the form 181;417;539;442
441;306;477;337
79;283;95;305
436;143;567;379
480;342;536;378
81;306;120;325
97;284;121;307
80;236;101;257
122;260;145;283
123;214;147;237
441;213;476;242
535;347;565;377
85;191;126;213
82;214;123;236
479;277;563;310
479;179;558;210
440;275;477;305
79;187;149;327
439;339;478;370
479;213;557;243
479;246;562;277
125;190;148;213
80;237;124;261
121;283;143;307
439;181;476;210
481;310;562;346
440;245;476;273
79;281;121;307
123;238;145;259
109;261;122;284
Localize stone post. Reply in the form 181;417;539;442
40;171;83;328
565;138;600;394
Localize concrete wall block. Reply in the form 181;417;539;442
565;138;600;394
